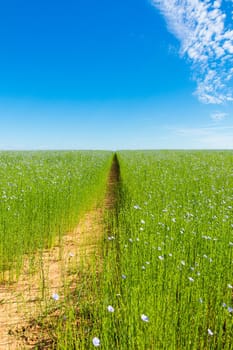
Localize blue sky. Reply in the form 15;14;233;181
0;0;233;150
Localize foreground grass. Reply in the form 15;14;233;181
52;151;233;349
2;150;233;349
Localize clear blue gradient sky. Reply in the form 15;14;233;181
0;0;233;150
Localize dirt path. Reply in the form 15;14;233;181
104;154;120;210
0;155;120;349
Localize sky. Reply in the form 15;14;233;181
0;0;233;150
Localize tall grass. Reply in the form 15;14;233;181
56;151;233;349
2;150;233;349
0;150;113;279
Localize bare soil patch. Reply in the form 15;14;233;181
0;208;103;349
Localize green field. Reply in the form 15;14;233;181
1;150;233;349
0;151;113;279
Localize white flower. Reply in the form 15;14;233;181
108;236;115;241
92;337;100;347
208;328;214;336
52;293;59;301
228;284;233;289
141;314;149;322
69;252;75;257
188;277;194;282
107;305;114;313
141;219;145;224
122;274;126;279
228;306;233;313
158;255;164;260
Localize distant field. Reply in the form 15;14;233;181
1;150;233;349
0;150;113;279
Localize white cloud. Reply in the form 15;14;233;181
174;125;233;148
152;0;233;104
210;111;228;121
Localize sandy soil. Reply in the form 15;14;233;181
0;208;104;349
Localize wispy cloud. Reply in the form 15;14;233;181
173;125;233;148
152;0;233;104
210;111;228;121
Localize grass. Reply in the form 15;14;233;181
0;150;113;280
54;150;233;349
1;150;233;349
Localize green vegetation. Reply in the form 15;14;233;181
113;151;233;349
56;151;233;349
0;150;113;279
1;150;233;349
